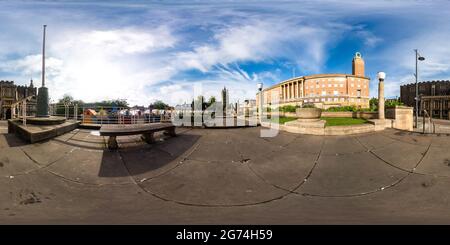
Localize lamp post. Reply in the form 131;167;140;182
257;82;263;125
377;72;386;120
414;49;425;128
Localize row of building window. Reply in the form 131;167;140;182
305;83;367;89
306;89;362;97
304;98;367;103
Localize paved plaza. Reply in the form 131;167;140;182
1;120;450;224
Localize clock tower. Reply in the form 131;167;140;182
352;52;365;77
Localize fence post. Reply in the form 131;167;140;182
422;111;425;134
23;100;27;126
74;104;78;121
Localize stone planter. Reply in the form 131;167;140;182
296;108;322;119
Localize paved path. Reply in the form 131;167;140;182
1;120;450;224
414;117;450;134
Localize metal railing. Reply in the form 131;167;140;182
422;109;436;134
49;104;172;125
10;96;37;126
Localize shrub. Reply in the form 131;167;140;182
385;100;404;108
325;106;357;112
279;105;297;112
301;103;316;108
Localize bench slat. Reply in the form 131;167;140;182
99;123;174;136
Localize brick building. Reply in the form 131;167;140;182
0;80;37;119
257;52;370;109
400;80;450;119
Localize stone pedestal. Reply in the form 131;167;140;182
386;106;413;131
36;86;49;117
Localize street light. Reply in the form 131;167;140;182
377;72;386;120
257;83;263;124
257;82;263;92
414;49;425;128
377;72;386;81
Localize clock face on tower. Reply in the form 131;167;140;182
355;52;361;58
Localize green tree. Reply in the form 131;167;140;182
206;96;216;107
369;97;378;111
152;100;169;110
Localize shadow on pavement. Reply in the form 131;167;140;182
98;133;201;177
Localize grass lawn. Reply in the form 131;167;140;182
271;116;297;124
321;117;368;126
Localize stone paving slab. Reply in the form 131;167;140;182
46;148;133;185
300;152;407;196
142;159;288;206
0;147;39;176
20;140;74;167
371;140;429;171
119;147;179;182
321;136;367;155
415;146;450;177
353;133;397;150
248;151;318;190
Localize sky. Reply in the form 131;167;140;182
1;0;450;106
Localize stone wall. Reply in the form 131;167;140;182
386;106;414;131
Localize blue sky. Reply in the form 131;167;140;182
1;0;450;106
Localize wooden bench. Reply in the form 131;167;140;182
99;123;176;149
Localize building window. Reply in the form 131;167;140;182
432;85;436;96
356;89;361;98
321;91;326;96
333;91;339;96
351;84;354;87
328;84;332;87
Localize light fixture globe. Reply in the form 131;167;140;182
377;72;386;81
257;82;263;91
418;56;425;61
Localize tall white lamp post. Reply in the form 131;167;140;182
257;82;263;125
377;72;386;120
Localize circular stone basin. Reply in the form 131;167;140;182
296;108;322;119
25;116;66;125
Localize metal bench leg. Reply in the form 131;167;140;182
164;127;176;137
141;132;155;144
107;136;118;150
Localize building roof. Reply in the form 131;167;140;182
401;80;450;87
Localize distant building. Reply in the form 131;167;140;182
257;52;370;109
0;80;37;119
400;80;450;119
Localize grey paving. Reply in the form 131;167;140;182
1;119;450;224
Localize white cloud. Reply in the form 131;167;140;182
1;26;179;105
